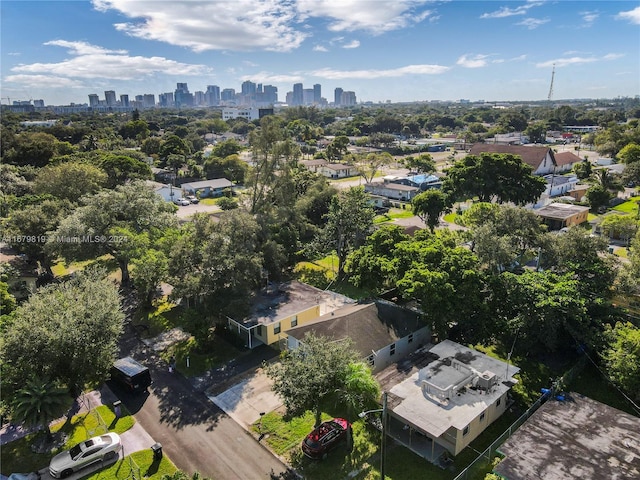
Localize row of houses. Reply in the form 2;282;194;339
224;280;520;462
149;178;234;202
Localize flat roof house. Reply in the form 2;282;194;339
376;340;519;462
226;281;354;349
535;202;590;230
494;394;640;480
181;178;233;198
364;181;420;201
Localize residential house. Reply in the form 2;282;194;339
469;144;556;175
567;184;590;202
364;181;420;201
0;245;40;300
535;202;590;230
226;281;354;349
368;194;390;211
300;159;327;173
319;163;358;179
554;151;583;173
389;174;442;191
147;180;178;202
286;300;430;373
494;394;640;480
181;178;233;198
151;167;175;184
376;340;519;462
543;174;579;198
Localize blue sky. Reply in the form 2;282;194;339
1;0;639;106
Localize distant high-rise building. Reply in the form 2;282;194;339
206;85;220;106
303;89;314;105
334;88;343;106
313;84;321;103
292;83;303;106
143;94;156;108
33;99;45;108
175;83;193;107
221;88;236;103
120;94;129;107
241;80;257;95
104;90;117;106
159;92;174;107
341;91;357;106
88;94;99;107
262;85;278;104
194;91;205;106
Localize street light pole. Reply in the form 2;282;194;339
359;391;388;480
380;391;387;480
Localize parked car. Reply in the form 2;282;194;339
173;197;190;206
186;195;199;204
49;433;122;478
301;418;351;459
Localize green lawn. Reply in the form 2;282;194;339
612;196;640;213
51;255;119;278
162;333;245;377
374;208;415;224
1;405;135;474
84;450;177;480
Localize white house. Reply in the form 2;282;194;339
319;163;358;178
147;180;178;202
469;144;556;175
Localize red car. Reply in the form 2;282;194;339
301;418;352;459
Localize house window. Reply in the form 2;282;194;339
367;354;375;367
496;397;501;407
390;343;396;356
463;425;469;436
274;323;281;335
291;316;298;327
256;325;263;336
480;412;485;422
408;334;414;344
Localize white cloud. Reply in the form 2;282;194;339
10;40;210;80
342;40;360;49
241;71;304;83
296;0;435;34
579;11;599;26
616;6;640;24
7;52;21;56
3;74;86;89
537;53;624;68
93;0;307;52
313;45;329;52
310;64;449;79
480;2;544;19
456;54;490;68
515;17;549;29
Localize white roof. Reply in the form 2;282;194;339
389;340;519;437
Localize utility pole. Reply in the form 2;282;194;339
380;391;387;480
547;64;555;102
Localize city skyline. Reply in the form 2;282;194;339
1;1;639;106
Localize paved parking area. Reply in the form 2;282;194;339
207;368;282;429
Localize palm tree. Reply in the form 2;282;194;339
11;376;70;440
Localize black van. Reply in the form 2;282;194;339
110;357;152;393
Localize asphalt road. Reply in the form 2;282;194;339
113;325;290;480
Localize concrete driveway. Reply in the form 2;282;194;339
207;368;282;429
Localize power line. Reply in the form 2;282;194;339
547;64;555;101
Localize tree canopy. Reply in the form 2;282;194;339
266;332;377;426
1;269;124;396
443;153;546;205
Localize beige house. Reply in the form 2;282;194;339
226;281;353;349
319;163;358;179
376;340;519;462
535;202;590;230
